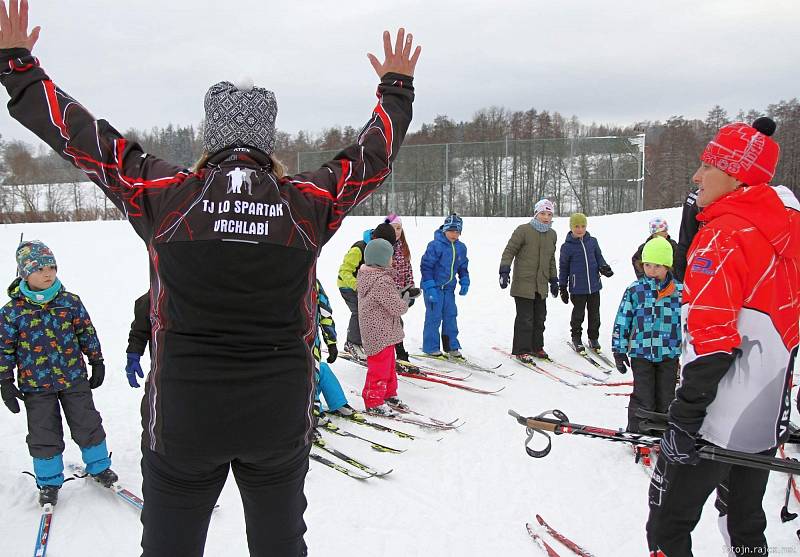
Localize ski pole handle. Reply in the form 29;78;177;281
508;409;563;432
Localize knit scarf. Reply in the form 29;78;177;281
530;218;552;233
20;278;62;304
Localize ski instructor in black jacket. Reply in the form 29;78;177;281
0;2;420;554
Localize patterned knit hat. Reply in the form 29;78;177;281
649;217;668;235
701;117;780;186
641;236;673;268
203;78;278;155
364;239;393;268
385;212;402;226
569;213;587;228
442;213;463;232
534;199;554;217
16;240;57;278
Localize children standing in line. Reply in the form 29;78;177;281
558;213;614;353
612;236;682;440
385;213;419;362
420;214;469;358
357;239;411;416
631;217;679;279
500;199;558;362
337;222;398;360
0;241;117;506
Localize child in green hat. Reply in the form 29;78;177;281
611;236;683;462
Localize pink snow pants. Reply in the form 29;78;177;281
362;345;397;409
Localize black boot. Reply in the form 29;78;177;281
571;336;585;353
38;485;60;506
92;468;118;488
395;342;410;362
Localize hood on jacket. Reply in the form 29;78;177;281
699;184;800;261
357;265;394;298
433;228;459;245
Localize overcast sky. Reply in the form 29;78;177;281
1;0;798;146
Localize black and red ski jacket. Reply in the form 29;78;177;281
0;48;415;458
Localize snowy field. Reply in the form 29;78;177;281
1;208;799;556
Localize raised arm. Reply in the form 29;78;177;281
0;1;192;240
285;29;420;244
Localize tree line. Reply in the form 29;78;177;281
1;98;798;223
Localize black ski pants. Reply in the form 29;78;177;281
339;288;361;345
141;443;310;557
647;448;774;556
512;294;547;354
627;357;679;433
23;381;105;458
569;292;600;342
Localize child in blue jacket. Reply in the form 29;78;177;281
558;213;613;352
0;241;116;506
420;214;470;357
611;236;682;436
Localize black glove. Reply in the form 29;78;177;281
559;286;569;304
549;278;559;298
613;352;629;374
88;360;106;389
599;265;614;278
499;265;511;289
327;343;338;364
660;422;700;465
0;380;23;414
401;286;421;300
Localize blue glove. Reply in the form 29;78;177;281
660;423;700;465
459;278;470;296
499;265;511;289
125;353;144;388
549;278;559;298
421;280;440;304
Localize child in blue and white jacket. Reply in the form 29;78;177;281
611;236;683;434
420;214;469;357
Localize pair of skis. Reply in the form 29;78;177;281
409;352;513;378
564;340;614;372
311;435;392;480
492;347;582;388
526;514;595;556
34;465;144;556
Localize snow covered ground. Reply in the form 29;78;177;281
1;208;799;556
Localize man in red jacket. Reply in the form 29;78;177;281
646;117;800;556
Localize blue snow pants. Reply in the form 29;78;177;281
423;288;460;354
314;362;347;412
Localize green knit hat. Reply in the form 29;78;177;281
641;236;673;267
569;213;587;228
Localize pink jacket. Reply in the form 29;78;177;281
357;265;408;356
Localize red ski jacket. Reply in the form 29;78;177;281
674;184;800;452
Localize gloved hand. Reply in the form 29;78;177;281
559;286;569;304
660;422;700;465
613;352;629;374
125;353;144;388
401;290;412;305
499;265;511;289
421;280;440;304
0;380;24;414
326;343;338;364
549;278;559;298
599;265;614;278
88;360;106;389
401;286;421;300
459;278;470;296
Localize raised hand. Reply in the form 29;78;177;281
367;28;421;78
0;0;40;51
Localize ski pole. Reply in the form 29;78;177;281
509;409;800;475
782;473;798;522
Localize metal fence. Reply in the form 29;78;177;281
299;135;645;217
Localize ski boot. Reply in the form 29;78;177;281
344;341;366;361
92;468;119;488
515;353;536;365
386;397;410;411
365;404;396;417
532;349;550;360
38;485;60;507
571;337;586;353
447;349;465;361
588;339;602;352
331;404;365;422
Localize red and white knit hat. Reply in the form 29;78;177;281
534;199;554;216
700;117;780;186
